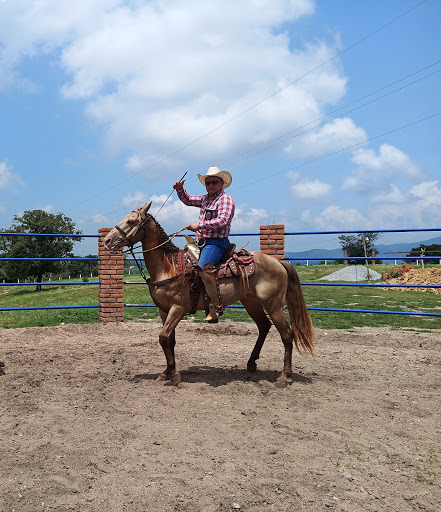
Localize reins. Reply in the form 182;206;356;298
123;226;187;256
126;226;187;284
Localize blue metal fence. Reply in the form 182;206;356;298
0;233;100;312
1;228;440;319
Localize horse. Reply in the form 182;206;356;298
103;202;314;387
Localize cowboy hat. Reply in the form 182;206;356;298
198;166;232;189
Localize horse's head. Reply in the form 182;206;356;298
103;202;153;251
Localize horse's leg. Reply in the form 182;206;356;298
264;305;294;388
241;294;271;372
157;305;186;386
156;309;177;382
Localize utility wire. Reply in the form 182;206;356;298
68;0;430;213
100;62;440;217
141;111;441;220
229;112;441;194
221;64;441;168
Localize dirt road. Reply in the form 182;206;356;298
1;321;440;511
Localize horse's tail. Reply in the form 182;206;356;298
279;260;314;355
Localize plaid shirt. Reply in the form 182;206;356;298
177;188;235;239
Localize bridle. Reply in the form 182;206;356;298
111;208;188;284
112;208;150;252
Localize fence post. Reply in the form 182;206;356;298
98;228;124;322
371;248;376;265
344;249;348;266
260;224;285;260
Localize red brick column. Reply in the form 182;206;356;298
98;228;124;322
260;224;285;260
344;249;348;266
371;248;376;265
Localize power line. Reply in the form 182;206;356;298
231;111;441;193
100;62;441;218
221;63;441;168
67;0;430;213
141;111;441;221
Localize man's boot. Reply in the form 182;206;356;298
199;263;223;323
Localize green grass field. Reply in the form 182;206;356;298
0;264;440;330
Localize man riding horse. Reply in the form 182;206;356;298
173;166;235;323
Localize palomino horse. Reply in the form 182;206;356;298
104;202;314;387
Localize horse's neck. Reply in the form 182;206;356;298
141;232;177;281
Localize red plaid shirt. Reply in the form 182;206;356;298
177;188;235;239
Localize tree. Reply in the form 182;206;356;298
406;244;441;265
1;210;82;291
62;254;99;280
338;232;381;264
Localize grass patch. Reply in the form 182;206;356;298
415;472;434;486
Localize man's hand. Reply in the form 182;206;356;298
173;179;186;190
187;222;199;232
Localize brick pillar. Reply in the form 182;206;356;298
371;248;376;265
260;224;285;260
98;228;124;322
344;249;348;266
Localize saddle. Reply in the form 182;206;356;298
146;244;255;315
181;244;255;314
183;236;255;278
183;244;255;279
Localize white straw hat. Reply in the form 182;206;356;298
198;166;232;189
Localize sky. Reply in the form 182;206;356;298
0;0;440;256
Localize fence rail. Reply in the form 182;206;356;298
1;226;440;320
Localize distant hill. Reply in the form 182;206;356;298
285;235;441;264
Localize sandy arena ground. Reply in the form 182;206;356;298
1;320;440;512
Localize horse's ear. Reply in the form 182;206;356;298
141;202;152;214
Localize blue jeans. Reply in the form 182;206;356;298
198;238;230;268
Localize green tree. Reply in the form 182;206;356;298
406;244;441;264
338;232;381;264
1;210;82;291
62;254;99;279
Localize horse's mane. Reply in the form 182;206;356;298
147;214;180;264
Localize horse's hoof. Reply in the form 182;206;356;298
247;361;257;373
155;375;168;383
275;378;288;389
170;372;181;386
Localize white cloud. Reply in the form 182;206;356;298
0;0;121;91
288;171;332;199
370;184;407;205
409;181;441;203
305;181;441;232
342;143;421;192
40;204;55;213
284;118;367;160
0;160;25;189
90;213;108;224
0;0;356;176
232;207;268;232
367;182;441;229
121;190;152;208
301;205;369;230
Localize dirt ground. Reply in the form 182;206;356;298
1;320;440;512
